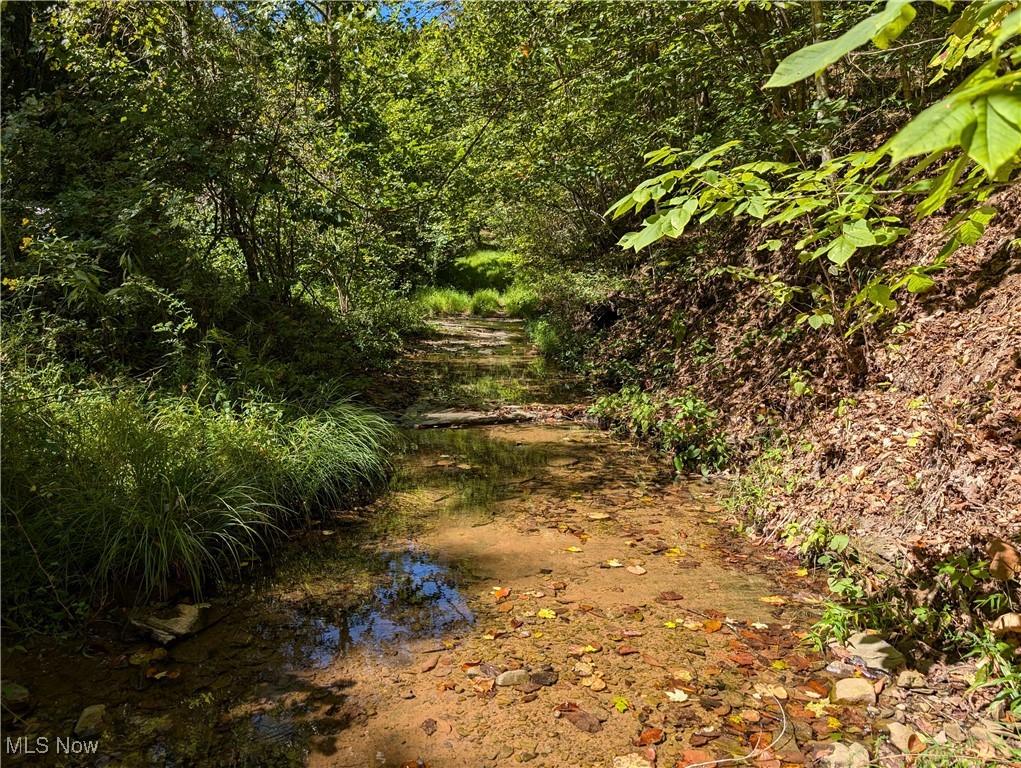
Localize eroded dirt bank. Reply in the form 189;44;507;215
1;319;1010;767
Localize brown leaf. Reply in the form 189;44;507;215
498;602;515;613
420;718;438;736
703;619;723;633
493;587;511;601
641;653;664;667
678;749;714;767
618;646;640;656
659;591;685;601
635;728;665;746
908;733;927;754
563;708;602;733
728;652;756;667
989;539;1020;581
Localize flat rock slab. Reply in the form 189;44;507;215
833;677;877;706
846;631;905;673
132;603;217;645
410;409;534;429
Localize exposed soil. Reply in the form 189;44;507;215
0;319;1010;767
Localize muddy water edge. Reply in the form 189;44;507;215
3;319;871;768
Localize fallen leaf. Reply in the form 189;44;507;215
666;689;689;703
588;512;612;520
498;602;515;613
758;596;787;605
989;539;1020;581
683;620;703;631
606;559;625;568
563;546;583;553
537;608;557;620
627;565;647;575
728;652;756;667
611;695;631;712
659;591;684;601
618;646;640;656
679;749;714;767
420;718;438;736
703;619;723;633
563;708;602;733
492;587;511;601
663;621;676;629
636;728;665;746
641;653;663;667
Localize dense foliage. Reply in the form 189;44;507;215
2;0;1018;635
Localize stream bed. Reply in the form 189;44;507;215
2;318;892;768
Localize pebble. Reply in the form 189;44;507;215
896;669;926;689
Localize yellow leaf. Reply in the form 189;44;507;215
606;559;624;567
795;568;809;577
663;621;676;629
563;546;583;553
537;608;557;620
663;548;683;558
758;595;787;605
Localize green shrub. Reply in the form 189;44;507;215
503;284;540;319
469;288;501;317
589;385;730;472
0;382;394;615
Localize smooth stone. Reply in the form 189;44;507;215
896;669;926;689
887;721;915;753
846;632;905;672
75;704;107;737
833;678;876;706
495;669;531;687
1;683;31;711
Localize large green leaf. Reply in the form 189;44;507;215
886;96;976;166
968;90;1021;176
766;0;916;88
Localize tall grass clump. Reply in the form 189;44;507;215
469;288;501;317
1;381;394;616
415;287;472;317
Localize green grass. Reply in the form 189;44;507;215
415;288;473;317
440;248;517;292
469;288;501;317
1;383;394;615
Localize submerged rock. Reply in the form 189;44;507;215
132;603;212;645
1;682;31;711
495;669;530;687
75;704;107;737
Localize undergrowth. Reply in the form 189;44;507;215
1;379;394;625
589;385;731;472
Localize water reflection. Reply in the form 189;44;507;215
283;546;473;668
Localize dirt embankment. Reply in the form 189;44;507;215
582;188;1021;567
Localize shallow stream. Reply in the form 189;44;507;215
3;318;851;768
